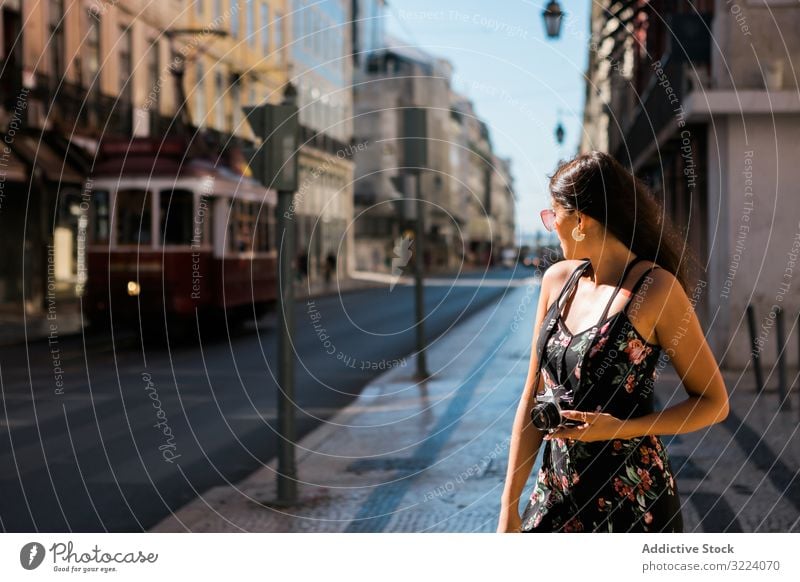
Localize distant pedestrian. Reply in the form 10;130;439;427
498;151;729;533
324;252;337;285
297;250;308;282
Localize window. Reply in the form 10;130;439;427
261;3;270;54
312;12;318;54
310;86;320;129
92;190;109;243
294;2;302;41
159;189;194;246
232;81;241;132
195;61;205;126
320;15;327;56
198;195;214;246
116;189;152;246
231;3;239;38
319;13;325;54
274;11;284;62
196;0;204;16
118;24;133;101
83;7;101;91
214;0;222;20
304;6;312;49
255;204;274;252
228;200;256;253
247;0;255;46
49;0;65;83
148;39;160;114
215;69;225;129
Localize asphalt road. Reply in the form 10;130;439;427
0;268;536;532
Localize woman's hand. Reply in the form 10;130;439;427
543;410;628;442
497;507;522;533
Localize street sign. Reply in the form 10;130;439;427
390;173;417;220
241;98;301;505
402;108;427;169
242;104;299;191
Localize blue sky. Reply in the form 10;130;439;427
383;0;590;242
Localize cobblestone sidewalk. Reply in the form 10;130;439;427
151;282;800;533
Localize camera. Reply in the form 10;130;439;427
530;384;585;431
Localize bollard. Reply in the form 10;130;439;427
775;307;789;410
746;304;763;393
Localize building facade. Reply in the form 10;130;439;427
0;0;187;311
187;0;291;141
581;0;800;370
350;0;516;273
288;0;355;284
0;0;299;314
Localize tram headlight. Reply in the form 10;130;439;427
127;281;141;296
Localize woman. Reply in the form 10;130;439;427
497;152;729;533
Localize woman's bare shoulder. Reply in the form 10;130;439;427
638;261;677;296
631;262;682;320
541;259;584;308
542;259;583;285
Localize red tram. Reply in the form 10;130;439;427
85;137;278;325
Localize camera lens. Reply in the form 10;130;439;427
531;401;561;431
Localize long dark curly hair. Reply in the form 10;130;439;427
549;151;697;293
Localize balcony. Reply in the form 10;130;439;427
0;59;24;113
30;73;133;137
613;12;712;168
300;125;354;159
614;55;686;165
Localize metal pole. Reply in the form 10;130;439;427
413;170;429;380
276;188;297;504
776;306;789;410
746;303;763;393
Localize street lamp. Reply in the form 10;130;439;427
164;28;228;134
401;107;430;381
241;80;300;506
542;0;565;39
554;121;565;145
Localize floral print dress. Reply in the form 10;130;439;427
520;258;683;533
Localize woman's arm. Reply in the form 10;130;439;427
553;269;730;442
497;264;562;531
619;269;729;437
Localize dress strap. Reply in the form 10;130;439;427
554;259;592;313
622;263;661;315
597;256;647;322
533;260;591;396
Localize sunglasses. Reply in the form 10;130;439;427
540;209;558;232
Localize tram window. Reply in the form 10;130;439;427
116;189;152;245
160;189;194;246
267;207;275;250
228;199;256;252
197;194;213;246
93;189;110;243
255;205;271;252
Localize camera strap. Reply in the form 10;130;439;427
531;256;644;398
530;259;591;397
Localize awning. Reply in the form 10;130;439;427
467;216;495;242
0;143;28;182
7;133;84;184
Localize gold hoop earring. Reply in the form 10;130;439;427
571;226;586;241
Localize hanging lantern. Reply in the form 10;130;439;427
555;121;565;145
542;1;564;39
